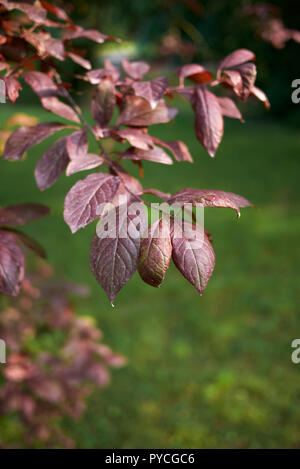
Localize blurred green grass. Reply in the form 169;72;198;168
0;101;300;448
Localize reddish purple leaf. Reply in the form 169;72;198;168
222;69;242;91
224;63;257;100
171;221;215;295
104;59;120;81
176;64;213;85
40;1;70;21
4;76;22;103
132;77;169;109
64;173;120;233
66;52;91;70
0;229;25;296
3;122;67;160
91;78;116;127
191;86;224;157
217;97;243;121
86;67;118;85
23;71;80;123
66;130;88;160
251;86;270;109
168;188;252;217
63;26;111;44
117;96;178;127
174;87;194;101
22;30;65;61
22;69;58;97
122;59;150;79
152;137;193;162
112;129;153;151
122;145;173;165
0;0;47;23
138;217;172;287
86;69;108;85
90;206;140;303
66;153;104;176
0;203;50;226
39;96;80;123
35;136;69;191
219;49;256;70
43;98;80;123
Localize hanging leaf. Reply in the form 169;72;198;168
66;153;104;176
64;173;120;233
22;30;65;61
122;145;173;165
152;137;193;162
23;72;59;98
219;49;256;70
40;1;71;22
0;229;25;296
90;205;140;303
171;221;215;295
122;59;150;79
112;129;153;151
66;129;88;160
0;0;47;23
35;136;69;191
4;76;22;103
176;64;213;85
217;97;244;121
191;86;223;157
168;188;252;217
132;77;169;109
138;217;172;287
3;122;68;160
86;67;118;85
23;71;80;123
66;52;91;70
117;96;178;127
63;26;113;44
223;63;257;100
91;78;116;127
0;203;50;226
251;86;271;109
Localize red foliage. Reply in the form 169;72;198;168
0;1;269;303
242;3;300;49
0;263;126;448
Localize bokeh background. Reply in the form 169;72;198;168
1;0;300;448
